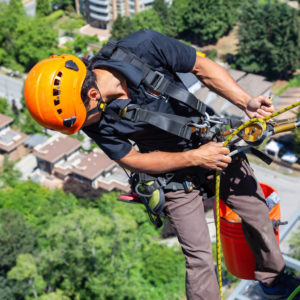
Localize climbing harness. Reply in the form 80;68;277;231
215;100;300;300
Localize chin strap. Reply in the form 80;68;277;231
86;98;107;117
86;83;107;117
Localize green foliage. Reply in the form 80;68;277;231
0;178;186;299
132;9;163;33
277;74;300;96
181;0;239;44
0;97;9;114
58;34;99;56
0;180;78;227
19;109;45;134
51;0;74;10
36;0;51;16
8;253;46;298
13;17;58;72
0;0;59;71
0;156;21;188
46;9;65;22
234;0;300;79
110;15;137;40
288;226;300;260
0;209;36;272
58;16;86;36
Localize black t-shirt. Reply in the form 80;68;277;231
83;30;197;161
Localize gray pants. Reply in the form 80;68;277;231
164;158;285;300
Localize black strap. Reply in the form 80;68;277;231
101;40;207;116
124;105;198;140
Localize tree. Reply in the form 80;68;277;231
182;0;238;45
0;156;21;188
234;0;300;79
36;0;51;16
13;16;58;71
132;9;163;33
110;15;136;40
0;0;25;71
152;0;174;36
0;180;78;227
8;254;46;298
0;210;36;273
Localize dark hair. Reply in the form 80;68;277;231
80;58;96;108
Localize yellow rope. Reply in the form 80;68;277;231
215;100;300;299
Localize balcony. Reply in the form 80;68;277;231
89;5;109;14
88;0;109;6
90;12;110;22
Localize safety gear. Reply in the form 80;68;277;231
24;54;87;135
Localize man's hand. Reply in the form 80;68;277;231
189;142;232;171
245;96;274;119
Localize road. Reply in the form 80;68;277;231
251;163;300;222
0;73;24;108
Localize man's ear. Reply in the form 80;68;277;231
87;87;100;101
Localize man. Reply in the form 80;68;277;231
25;30;298;299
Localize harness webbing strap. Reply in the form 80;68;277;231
124;105;197;140
101;40;207;115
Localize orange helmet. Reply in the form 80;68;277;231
24;54;87;135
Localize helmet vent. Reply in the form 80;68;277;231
53;89;60;96
57;109;62;114
54;79;61;86
65;60;79;71
57;72;63;77
54;100;60;106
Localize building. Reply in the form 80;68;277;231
33;134;83;174
0;113;28;160
77;0;157;29
33;134;130;191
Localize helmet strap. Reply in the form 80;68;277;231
86;82;107;117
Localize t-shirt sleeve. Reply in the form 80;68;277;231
83;127;132;161
119;30;196;73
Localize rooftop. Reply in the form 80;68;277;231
72;149;116;180
0;113;13;128
0;128;28;152
33;134;82;163
24;134;48;148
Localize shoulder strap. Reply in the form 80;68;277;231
105;104;199;140
100;40;207;116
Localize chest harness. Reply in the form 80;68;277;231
89;40;223;226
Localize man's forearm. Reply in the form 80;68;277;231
118;147;194;174
191;56;252;110
117;143;231;174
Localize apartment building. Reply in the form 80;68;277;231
78;0;155;29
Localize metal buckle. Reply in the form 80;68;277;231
148;71;165;90
130;107;141;122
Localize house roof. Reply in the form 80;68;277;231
195;70;272;117
0;113;13;128
71;149;116;180
24;134;48;148
0;128;28;152
237;73;272;97
33;134;82;163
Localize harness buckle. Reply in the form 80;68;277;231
130;107;141;122
145;71;165;90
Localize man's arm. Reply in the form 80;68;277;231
191;56;274;118
117;142;231;174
